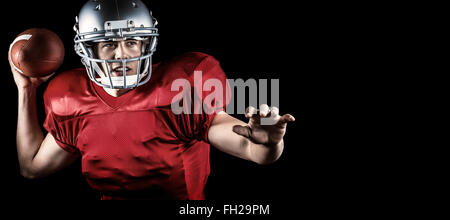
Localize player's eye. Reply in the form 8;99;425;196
126;40;138;46
102;42;116;49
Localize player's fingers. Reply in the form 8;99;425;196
39;72;56;81
276;114;296;127
245;106;257;118
259;104;270;117
8;52;26;78
9;65;21;76
269;106;279;118
232;125;252;138
7;46;20;73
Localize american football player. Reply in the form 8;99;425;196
10;0;295;199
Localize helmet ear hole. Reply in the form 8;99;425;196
141;38;150;54
89;44;98;59
86;46;97;59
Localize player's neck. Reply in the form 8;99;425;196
103;88;132;97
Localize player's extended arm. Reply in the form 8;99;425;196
10;55;79;179
208;105;295;165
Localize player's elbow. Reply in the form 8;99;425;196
253;154;281;165
20;169;36;179
19;165;42;179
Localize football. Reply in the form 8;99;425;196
9;28;65;77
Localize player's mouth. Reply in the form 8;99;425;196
110;66;132;77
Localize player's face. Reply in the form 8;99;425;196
95;39;143;77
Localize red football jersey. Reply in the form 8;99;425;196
43;52;230;200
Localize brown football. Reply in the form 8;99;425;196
9;28;65;77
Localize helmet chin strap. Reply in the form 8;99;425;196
98;74;146;88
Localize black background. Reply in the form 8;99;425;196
0;0;384;217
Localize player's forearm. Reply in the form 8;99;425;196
248;140;284;165
16;88;45;174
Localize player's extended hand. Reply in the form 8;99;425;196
232;104;295;147
8;50;54;90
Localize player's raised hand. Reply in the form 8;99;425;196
8;50;54;90
232;104;295;147
8;28;63;90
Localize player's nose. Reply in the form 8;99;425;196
114;42;130;60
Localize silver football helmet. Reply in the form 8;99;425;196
74;0;159;89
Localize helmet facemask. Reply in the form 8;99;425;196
73;0;158;89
